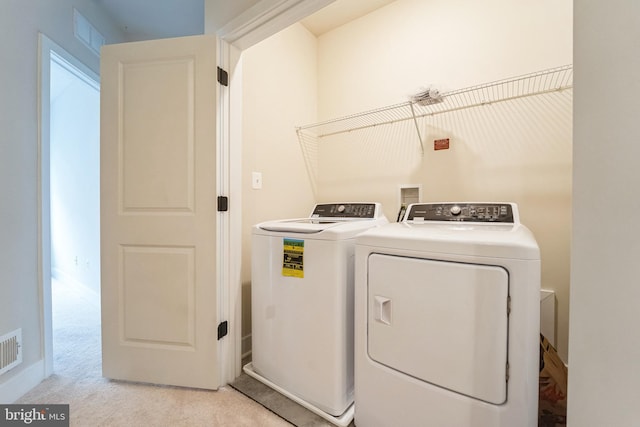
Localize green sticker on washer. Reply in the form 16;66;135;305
282;238;304;278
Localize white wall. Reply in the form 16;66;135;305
0;0;125;400
240;23;318;339
569;1;640;425
314;0;573;361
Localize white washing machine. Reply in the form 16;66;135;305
244;202;388;427
354;202;540;427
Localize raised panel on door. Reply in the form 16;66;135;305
367;253;509;404
120;57;195;212
101;35;219;389
120;245;195;347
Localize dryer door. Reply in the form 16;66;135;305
367;254;509;404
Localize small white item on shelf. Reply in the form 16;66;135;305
410;85;444;105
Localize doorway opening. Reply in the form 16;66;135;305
50;51;101;374
39;33;101;376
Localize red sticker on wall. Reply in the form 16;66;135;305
434;138;450;150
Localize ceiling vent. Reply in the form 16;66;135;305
73;8;105;56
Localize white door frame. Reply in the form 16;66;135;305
214;0;335;50
217;38;244;384
214;0;334;384
38;33;101;377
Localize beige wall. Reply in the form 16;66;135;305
242;0;572;361
316;0;572;117
314;0;573;362
241;24;318;341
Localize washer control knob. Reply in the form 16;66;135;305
337;204;346;213
450;205;462;216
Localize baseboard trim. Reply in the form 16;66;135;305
0;360;45;403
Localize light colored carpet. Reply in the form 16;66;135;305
16;279;291;427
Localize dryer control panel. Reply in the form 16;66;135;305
406;203;515;223
311;203;378;218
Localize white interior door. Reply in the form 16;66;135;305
100;35;220;389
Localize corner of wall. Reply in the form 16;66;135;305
0;360;45;403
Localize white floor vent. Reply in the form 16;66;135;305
0;328;22;376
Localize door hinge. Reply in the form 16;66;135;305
217;196;229;212
217;321;228;340
217;67;228;86
507;295;511;316
506;362;510;382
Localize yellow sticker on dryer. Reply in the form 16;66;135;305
282;238;304;278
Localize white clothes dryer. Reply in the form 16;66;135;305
244;203;388;427
354;202;540;427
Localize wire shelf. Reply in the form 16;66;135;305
296;64;573;154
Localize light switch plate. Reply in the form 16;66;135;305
252;172;262;189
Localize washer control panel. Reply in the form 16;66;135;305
406;203;515;223
311;203;378;218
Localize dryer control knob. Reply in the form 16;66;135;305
450;205;462;216
337;204;346;213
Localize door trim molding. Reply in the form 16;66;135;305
206;0;334;384
216;0;335;50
